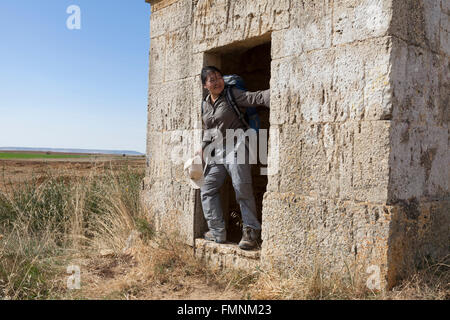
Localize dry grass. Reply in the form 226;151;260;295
0;161;243;300
0;162;147;299
0;161;448;300
246;258;449;300
71;234;242;300
386;258;449;300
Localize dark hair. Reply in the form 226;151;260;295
201;66;223;85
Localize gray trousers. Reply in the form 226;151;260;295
200;161;261;239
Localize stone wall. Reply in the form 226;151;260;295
144;0;200;246
387;0;449;283
263;0;449;287
263;0;396;285
144;0;449;287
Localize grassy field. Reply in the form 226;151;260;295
0;152;91;160
0;158;448;300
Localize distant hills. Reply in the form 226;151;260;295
0;147;144;156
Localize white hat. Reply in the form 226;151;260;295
184;155;205;189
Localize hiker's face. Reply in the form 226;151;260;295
203;72;224;97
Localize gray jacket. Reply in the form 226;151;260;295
202;87;270;149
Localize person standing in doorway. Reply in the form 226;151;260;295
198;66;270;250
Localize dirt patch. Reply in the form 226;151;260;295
0;156;145;193
68;252;242;300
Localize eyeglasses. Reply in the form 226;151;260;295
206;76;223;84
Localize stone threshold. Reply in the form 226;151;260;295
194;238;261;270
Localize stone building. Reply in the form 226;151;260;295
143;0;449;288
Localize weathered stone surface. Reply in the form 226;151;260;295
164;27;194;81
387;199;450;285
261;193;392;282
334;38;393;121
192;0;290;53
441;11;450;56
149;31;198;84
270;37;393;125
148;78;201;131
143;178;196;245
390;0;443;53
146;129;201;183
389;122;449;202
150;0;192;39
261;192;449;288
390;37;449;125
148;35;166;85
443;0;450;13
195;239;261;270
387;34;449;205
333;0;392;45
267;121;390;203
272;0;332;59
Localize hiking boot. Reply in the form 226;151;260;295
204;230;226;244
238;226;261;250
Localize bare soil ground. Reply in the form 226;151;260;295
61;254;242;300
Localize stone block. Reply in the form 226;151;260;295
149;36;166;85
390;38;449;125
261;192;449;288
350;121;391;202
267;121;390;203
148;78;202;131
192;0;290;53
164;27;194;81
143;178;195;245
191;53;206;77
261;193;392;281
333;37;393;121
150;0;192;39
146;129;202;183
333;0;391;45
387;199;450;285
389;122;449;202
146;131;178;184
444;0;450;13
390;0;442;52
270;51;334;125
272;0;332;59
270;37;393;125
195;239;261;270
441;11;450;56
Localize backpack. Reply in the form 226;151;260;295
201;74;261;132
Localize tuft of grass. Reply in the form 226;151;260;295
243;256;449;300
387;256;449;300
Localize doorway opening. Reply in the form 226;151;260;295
195;34;271;245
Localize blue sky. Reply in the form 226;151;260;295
0;1;150;153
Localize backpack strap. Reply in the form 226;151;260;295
201;93;210;116
224;86;250;129
200;97;211;152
